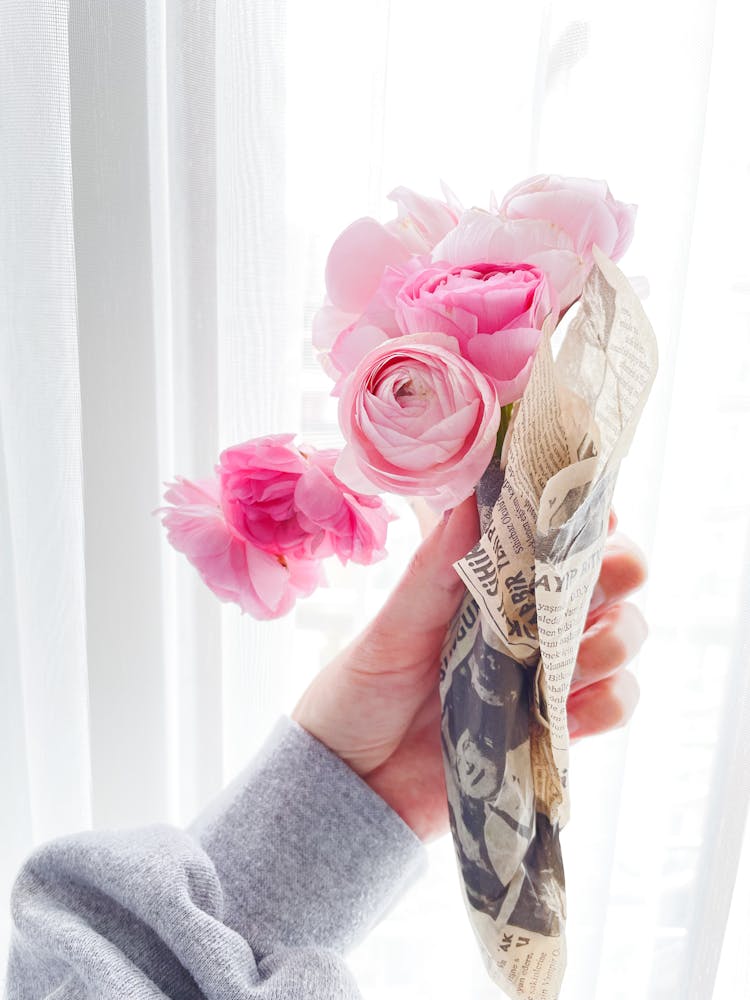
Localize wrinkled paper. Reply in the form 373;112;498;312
439;248;658;998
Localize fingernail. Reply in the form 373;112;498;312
441;507;454;526
588;583;606;612
567;714;582;740
617;604;649;656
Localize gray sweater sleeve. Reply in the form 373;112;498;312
5;717;426;999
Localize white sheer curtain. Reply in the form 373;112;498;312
1;1;748;998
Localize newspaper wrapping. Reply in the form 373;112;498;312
439;249;658;999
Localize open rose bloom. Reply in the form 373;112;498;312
158;173;653;1000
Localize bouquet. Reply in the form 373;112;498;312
157;174;657;999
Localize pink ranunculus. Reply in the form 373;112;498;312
392;261;556;406
156;476;322;619
501;174;636;260
321;261;420;383
298;449;394;564
218;434;392;565
313;186;461;380
383;183;463;254
432;174;636;311
335;332;501;512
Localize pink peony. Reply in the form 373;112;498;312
392;261;556;406
432;174;636;311
218;434;392;565
313;185;460;379
335;333;501;512
157;476;322;619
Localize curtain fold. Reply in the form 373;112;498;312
149;0;224;825
214;0;297;782
68;0;169;829
0;0;91;910
1;0;748;997
680;542;750;997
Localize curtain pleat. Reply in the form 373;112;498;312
214;0;298;780
0;0;92;839
68;0;169;828
680;539;750;997
0;0;92;965
152;0;225;824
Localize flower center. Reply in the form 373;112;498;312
393;372;432;408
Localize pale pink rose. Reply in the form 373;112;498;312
336;333;501;512
218;434;391;564
433;174;636;310
313;185;460;379
156;476;322;619
393;261;556;406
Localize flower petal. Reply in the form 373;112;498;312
325;217;411;313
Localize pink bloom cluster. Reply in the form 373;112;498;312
317;174;635;512
157;435;392;619
159;174;636;619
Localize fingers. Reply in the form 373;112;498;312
570;601;648;693
569;529;649;741
408;497;441;539
424;495;481;584
567;669;640;742
587;531;647;624
373;494;480;637
568;542;648;740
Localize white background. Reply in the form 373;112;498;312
1;1;749;997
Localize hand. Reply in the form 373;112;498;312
292;497;647;842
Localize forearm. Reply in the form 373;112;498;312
188;716;426;954
6;718;426;998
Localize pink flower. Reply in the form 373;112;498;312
294;449;394;564
433;174;636;310
313;185;460;379
218;434;392;564
501;174;635;259
393;261;555;406
156;476;322;619
335;333;501;512
318;259;555;404
315;259;420;384
383;183;463;254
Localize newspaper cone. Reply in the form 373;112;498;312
439;248;657;999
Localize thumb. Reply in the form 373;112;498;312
374;493;480;637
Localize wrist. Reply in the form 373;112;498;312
364;771;427;842
363;762;449;844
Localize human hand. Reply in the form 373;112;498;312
292;496;647;842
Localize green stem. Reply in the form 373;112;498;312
493;403;514;461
